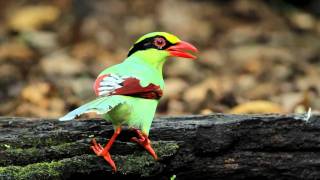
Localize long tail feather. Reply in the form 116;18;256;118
59;96;125;121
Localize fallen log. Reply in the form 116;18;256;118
0;113;319;179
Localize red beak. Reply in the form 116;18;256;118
167;41;198;59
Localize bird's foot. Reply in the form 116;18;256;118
91;138;116;171
130;131;158;160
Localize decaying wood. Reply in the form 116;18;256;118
0;113;319;179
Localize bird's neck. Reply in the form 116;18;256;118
127;50;168;72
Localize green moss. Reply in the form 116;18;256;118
117;153;157;176
1;141;89;166
0;155;102;179
0;161;64;180
0;141;179;179
19;136;71;148
1;139;82;155
0;135;78;151
153;141;179;158
116;141;179;177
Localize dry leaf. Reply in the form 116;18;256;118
21;82;51;107
0;41;35;61
229;100;283;114
8;5;60;31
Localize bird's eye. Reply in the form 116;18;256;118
153;37;166;49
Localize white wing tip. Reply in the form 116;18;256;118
59;116;75;121
303;107;312;122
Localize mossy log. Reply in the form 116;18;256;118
0;113;319;180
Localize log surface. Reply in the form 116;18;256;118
0;113;319;180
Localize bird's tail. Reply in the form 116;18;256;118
59;96;125;121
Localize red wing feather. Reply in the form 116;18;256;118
93;74;162;99
112;78;163;99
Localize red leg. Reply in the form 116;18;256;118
91;127;121;171
131;129;158;160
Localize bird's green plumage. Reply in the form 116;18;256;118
104;96;158;134
97;51;167;134
59;32;179;135
99;49;167;89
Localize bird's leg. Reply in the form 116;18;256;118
130;129;158;160
91;127;121;171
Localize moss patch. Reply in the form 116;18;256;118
116;141;179;177
0;141;179;179
0;160;64;180
0;133;81;151
1;141;90;166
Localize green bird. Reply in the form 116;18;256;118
59;32;198;171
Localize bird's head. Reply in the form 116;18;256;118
127;32;198;64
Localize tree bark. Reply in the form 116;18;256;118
0;113;319;180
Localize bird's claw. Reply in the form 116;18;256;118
91;138;117;171
130;136;158;160
91;138;105;156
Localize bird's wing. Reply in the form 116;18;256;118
59;73;163;121
94;73;163;99
59;96;126;121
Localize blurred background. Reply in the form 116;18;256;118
0;0;320;118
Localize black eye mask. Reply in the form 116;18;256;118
127;36;174;57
